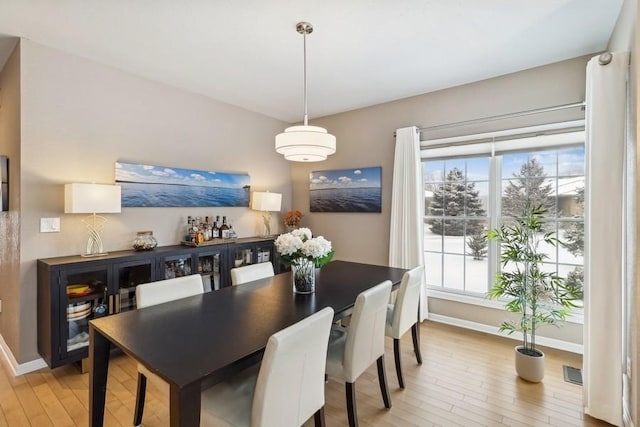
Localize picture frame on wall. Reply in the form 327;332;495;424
309;166;381;213
0;156;8;212
115;161;250;207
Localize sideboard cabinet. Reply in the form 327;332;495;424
37;237;277;368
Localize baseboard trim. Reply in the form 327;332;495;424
427;313;584;355
0;334;47;376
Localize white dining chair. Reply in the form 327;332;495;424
325;280;392;427
133;274;204;426
200;306;334;427
230;262;274;286
385;265;424;388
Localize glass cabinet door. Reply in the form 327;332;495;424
255;244;273;265
62;267;109;356
196;251;221;291
227;240;278;285
115;259;155;313
232;246;254;269
161;254;193;279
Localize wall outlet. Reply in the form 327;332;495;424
40;217;60;233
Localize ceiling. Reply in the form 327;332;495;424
0;0;624;123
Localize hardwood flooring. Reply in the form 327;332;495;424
0;321;611;426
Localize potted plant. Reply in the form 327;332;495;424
487;201;579;382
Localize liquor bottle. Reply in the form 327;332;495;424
212;221;219;240
198;217;206;243
204;216;211;241
190;218;200;244
220;216;230;239
215;216;221;238
228;224;236;239
189;222;198;244
185;216;193;242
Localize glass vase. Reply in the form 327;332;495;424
132;231;158;251
292;258;315;294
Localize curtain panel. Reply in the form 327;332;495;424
389;126;426;320
583;51;629;426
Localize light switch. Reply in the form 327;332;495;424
40;217;60;233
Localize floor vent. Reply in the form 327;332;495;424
563;365;583;385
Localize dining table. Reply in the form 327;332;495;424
88;260;407;426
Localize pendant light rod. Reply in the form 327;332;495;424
297;22;313;127
303;27;307;126
275;21;336;162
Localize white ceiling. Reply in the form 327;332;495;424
0;0;624;123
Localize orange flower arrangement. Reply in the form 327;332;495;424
284;210;303;227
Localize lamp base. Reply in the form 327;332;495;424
261;212;272;237
81;214;108;257
81;252;109;258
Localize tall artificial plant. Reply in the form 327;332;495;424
487;202;579;356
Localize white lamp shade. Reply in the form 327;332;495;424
65;183;121;214
251;192;282;212
275;125;336;162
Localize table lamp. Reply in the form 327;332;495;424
251;191;282;236
64;183;121;257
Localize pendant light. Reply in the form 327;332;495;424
275;22;336;162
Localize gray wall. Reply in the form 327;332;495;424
9;39;290;363
0;42;21;361
291;55;591;345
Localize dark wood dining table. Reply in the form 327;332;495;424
88;260;407;426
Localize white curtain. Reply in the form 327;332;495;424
389;126;426;320
583;51;629;426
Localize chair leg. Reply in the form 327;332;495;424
345;382;358;427
314;406;326;427
376;356;392;409
133;372;147;426
411;323;422;364
393;338;405;388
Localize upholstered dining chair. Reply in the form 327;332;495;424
325;280;393;427
385;265;424;388
133;274;204;426
230;262;275;286
200;306;334;427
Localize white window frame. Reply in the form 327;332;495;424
421;120;585;321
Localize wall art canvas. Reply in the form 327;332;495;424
0;156;8;211
115;162;250;207
309;166;381;213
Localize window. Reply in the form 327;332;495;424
422;128;585;300
423;157;490;293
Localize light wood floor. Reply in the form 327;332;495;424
0;321;611;426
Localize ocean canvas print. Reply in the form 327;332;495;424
310;167;382;213
115;162;250;207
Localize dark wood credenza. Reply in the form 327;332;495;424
37;237;279;368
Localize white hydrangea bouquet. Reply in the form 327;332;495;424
274;228;334;293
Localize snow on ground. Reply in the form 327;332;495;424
424;230;583;294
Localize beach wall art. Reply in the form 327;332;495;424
309;166;382;213
115;162;250;207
